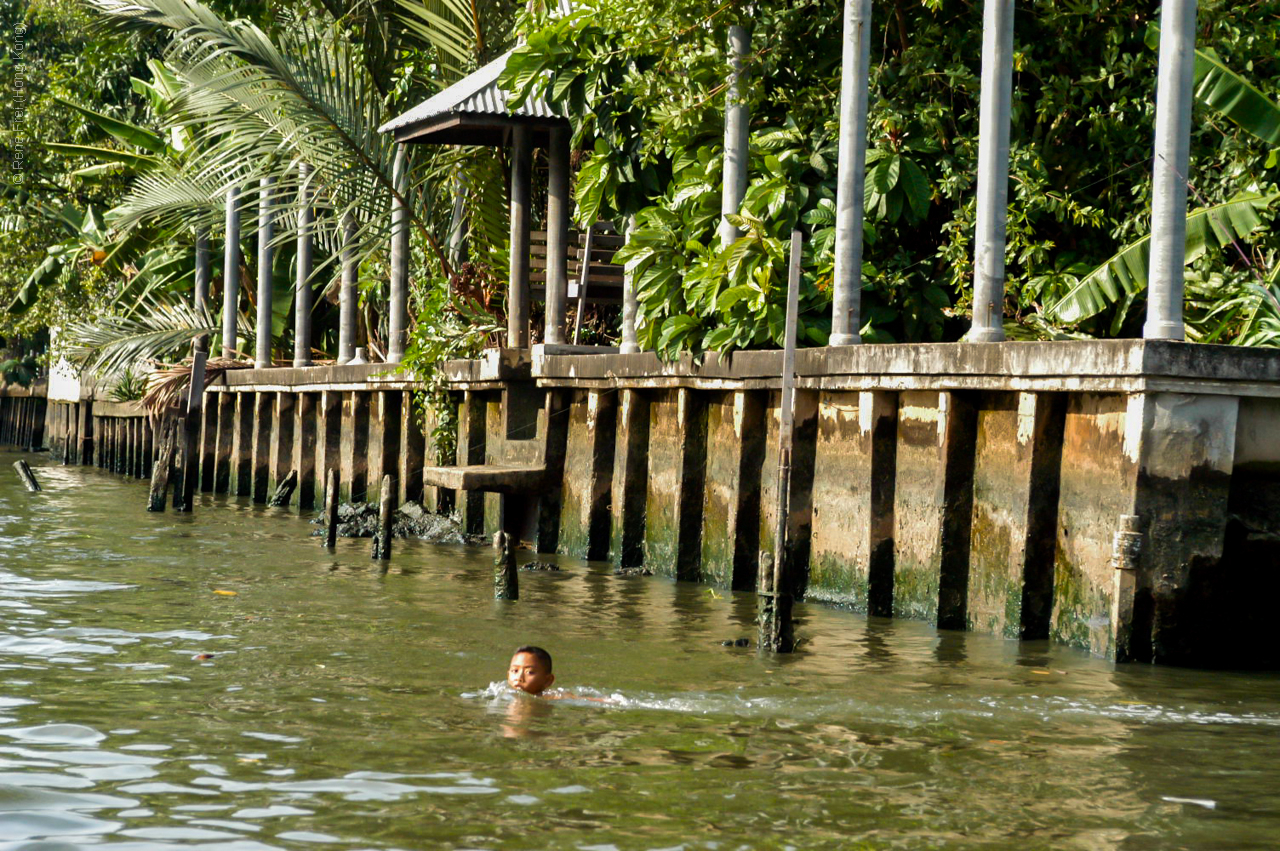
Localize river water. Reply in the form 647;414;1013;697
0;451;1278;850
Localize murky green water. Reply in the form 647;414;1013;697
0;450;1278;850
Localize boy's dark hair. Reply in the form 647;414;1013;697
514;645;552;671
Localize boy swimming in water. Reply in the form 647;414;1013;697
507;645;555;696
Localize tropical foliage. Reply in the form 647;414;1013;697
502;0;1280;351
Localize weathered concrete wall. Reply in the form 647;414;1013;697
19;340;1280;668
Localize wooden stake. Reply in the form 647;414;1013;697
13;460;40;492
759;231;802;653
372;474;394;563
323;467;338;548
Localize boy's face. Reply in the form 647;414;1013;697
507;651;555;695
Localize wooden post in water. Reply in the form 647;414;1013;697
373;474;394;563
758;231;802;653
494;529;518;600
13;460;40;492
148;417;178;512
178;351;207;513
323;467;339;548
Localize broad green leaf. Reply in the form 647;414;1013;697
898;157;932;221
871;156;900;194
55;97;166;154
1048;192;1280;324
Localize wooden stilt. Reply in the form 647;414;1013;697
373;474;394;563
148;418;178;512
269;469;298;507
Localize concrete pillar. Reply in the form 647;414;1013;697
232;392;254;496
213;392;235;493
194;228;210;354
340;391;370;503
1124;392;1237;664
458;391;487;535
808;389;899;612
255;177;275;368
199;394;216;492
644;388;708;581
293;392;317;511
967;392;1065;639
545;125;572;345
619;215;640;354
759;388;819;598
508;126;532;349
338;213;358;364
718;24;751;247
269;392;295;500
368;391;401;505
968;0;1015;342
400;391;424;506
831;0;872;346
251;392;273;503
316;390;343;506
891;390;977;626
558;389;618;561
388;144;409;363
293;164;313;367
1145;0;1198;341
700;390;765;590
610;388;650;567
222;186;240;359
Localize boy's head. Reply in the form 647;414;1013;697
507;645;555;695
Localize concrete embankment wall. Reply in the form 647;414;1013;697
16;341;1280;668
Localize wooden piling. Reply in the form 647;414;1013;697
494;529;518;600
373;474;394;562
13;460;40;492
323;467;338;549
149;418;178;512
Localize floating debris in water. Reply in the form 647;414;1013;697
1161;796;1217;810
520;561;561;572
312;501;466;544
720;638;751;648
192;653;214;661
614;567;653;577
213;589;238;597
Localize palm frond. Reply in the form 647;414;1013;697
63;293;254;379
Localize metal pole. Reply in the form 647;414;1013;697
221;186;240;359
1145;0;1197;341
508;126;532;349
545;124;571;345
718;24;751;248
194;227;210;354
293;164;313;367
255;176;274;369
968;0;1015;343
619;215;640;354
759;230;802;653
388;144;409;363
339;213;357;364
830;0;871;346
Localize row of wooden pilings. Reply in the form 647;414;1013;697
39;387;442;517
0;394;47;454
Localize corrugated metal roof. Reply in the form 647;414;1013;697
379;49;559;135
